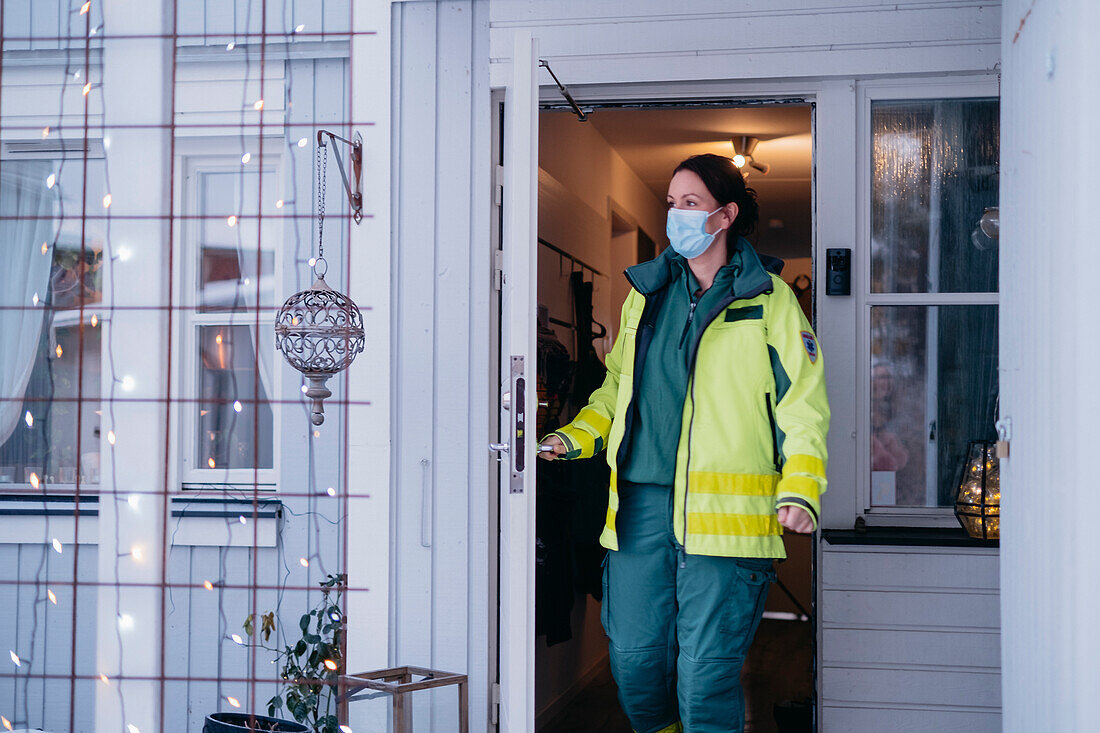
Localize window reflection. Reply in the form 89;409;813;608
197;325;273;470
870;306;998;507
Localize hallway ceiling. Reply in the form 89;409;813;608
560;104;813;260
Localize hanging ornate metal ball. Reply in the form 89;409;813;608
275;272;365;426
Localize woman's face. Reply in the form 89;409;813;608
666;169;737;235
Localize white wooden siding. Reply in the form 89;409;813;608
489;0;1000;86
821;545;1001;731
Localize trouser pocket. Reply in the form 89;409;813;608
718;559;776;649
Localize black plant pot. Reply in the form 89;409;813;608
202;712;309;733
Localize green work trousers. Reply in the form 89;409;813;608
601;481;775;733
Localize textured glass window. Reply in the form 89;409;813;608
868;97;999;510
871;99;999;294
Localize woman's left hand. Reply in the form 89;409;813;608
777;506;815;533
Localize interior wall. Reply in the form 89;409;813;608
534;111;668;723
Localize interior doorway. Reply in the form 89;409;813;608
530;101;816;733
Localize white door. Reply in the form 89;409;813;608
495;30;539;733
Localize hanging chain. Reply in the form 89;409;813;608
316;140;328;266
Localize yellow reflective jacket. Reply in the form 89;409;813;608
551;243;829;559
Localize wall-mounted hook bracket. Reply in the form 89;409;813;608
317;129;364;224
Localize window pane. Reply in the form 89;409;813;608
0;159;104;487
870;305;998;508
871;98;999;293
196;325;273;470
197;169;277;313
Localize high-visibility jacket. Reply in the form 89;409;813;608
551;242;830;559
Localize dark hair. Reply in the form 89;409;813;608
673;153;760;237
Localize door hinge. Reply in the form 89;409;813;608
494;249;504;291
490;681;501;725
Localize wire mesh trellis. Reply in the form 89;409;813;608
0;1;375;731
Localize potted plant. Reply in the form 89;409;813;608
248;573;347;733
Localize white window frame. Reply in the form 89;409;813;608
173;139;285;491
855;75;999;527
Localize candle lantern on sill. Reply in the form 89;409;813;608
953;440;1000;540
275;132;365;426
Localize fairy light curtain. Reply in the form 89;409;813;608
0;1;367;731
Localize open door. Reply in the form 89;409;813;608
494;30;539;733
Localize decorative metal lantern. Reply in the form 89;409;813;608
953;440;1000;540
275;269;364;425
275;133;365;426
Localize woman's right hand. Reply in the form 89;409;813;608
538;435;566;460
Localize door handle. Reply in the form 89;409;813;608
489;442;510;453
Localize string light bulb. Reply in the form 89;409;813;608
8;651;20;667
299;557;309;568
80;2;90;14
295;24;305;33
25;411;33;428
100;674;110;685
323;659;337;671
30;473;40;490
238;515;246;525
32;292;40;306
276;199;284;208
121;375;135;391
130;544;144;562
1;715;11;731
52;538;62;553
41;126;50;139
208;458;216;468
227;215;237;227
227;697;241;709
102;193;112;208
339;727;353;733
297;137;308;148
41;241;49;255
326;487;336;497
47;589;57;605
233;400;242;413
231;634;243;645
226;42;235;51
118;613;134;630
107;430;116;445
126;725;140;733
203;580;214;591
82;82;91;96
91;314;99;328
253;99;264;111
55;344;63;358
127;494;140;510
241;152;251;164
46;174;56;189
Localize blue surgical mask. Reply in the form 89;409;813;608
666;207;725;259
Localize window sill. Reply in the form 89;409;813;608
0;495;281;547
822;526;998;549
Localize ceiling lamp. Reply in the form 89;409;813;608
730;136;770;175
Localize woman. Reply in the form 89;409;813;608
540;154;829;733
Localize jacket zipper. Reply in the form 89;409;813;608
677;290;701;350
765;393;781;472
678;278;772;564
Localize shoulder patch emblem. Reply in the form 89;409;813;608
800;331;818;364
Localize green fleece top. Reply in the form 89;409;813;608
620;251;744;486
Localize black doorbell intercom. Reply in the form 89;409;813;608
826;248;851;296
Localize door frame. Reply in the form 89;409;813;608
490;75;861;732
